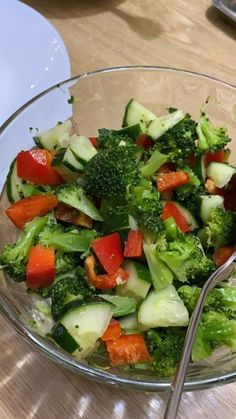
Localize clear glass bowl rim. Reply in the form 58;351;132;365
0;65;236;392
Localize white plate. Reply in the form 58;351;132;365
0;0;71;126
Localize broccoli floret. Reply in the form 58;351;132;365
192;311;236;361
55;251;79;274
196;111;231;154
56;183;103;221
127;179;163;237
175;166;201;201
39;267;93;319
148;113;197;165
158;233;216;283
0;216;48;282
145;328;185;377
179;284;236;318
202;208;236;249
97;129;134;149
38;217;97;254
84;145;140;198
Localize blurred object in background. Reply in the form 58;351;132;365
213;0;236;22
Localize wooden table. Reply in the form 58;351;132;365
1;1;236;418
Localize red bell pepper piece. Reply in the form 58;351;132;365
106;334;152;366
5;194;58;229
185;154;196;168
213;246;234;267
101;319;122;342
157;171;189;192
124;230;143;258
26;244;55;289
158;163;176;173
89;137;98;148
161;202;189;233
85;255;129;289
92;232;123;274
205;149;225;166
135;134;154;149
17;149;63;185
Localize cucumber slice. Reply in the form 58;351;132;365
122;99;157;127
69;135;97;165
146;110;185;140
165;201;199;230
199;195;224;223
116;260;151;300
57;302;112;357
6;158;24;203
206;162;236;188
119;313;148;333
34;119;72;151
193;156;206;183
116;122;146;138
98;295;137;317
52;323;80;353
138;285;189;328
52;148;84;173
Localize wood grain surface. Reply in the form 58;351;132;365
1;0;236;418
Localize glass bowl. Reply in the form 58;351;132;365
0;66;236;392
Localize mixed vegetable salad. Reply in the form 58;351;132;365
1;98;236;377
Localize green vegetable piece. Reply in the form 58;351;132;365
98;294;137;317
138;285;189;328
57;183;103;221
141;150;168;178
143;243;173;290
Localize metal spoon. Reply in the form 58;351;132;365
164;250;236;419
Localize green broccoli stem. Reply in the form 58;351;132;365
143;243;173;290
20;217;49;257
141;150;168;178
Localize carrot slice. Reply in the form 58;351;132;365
213;246;234;267
106;334;152;365
157;171;189;192
101;319;122;342
26;244;55;289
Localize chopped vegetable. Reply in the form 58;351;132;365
213;246;235;267
6;194;58;229
124;230;143;258
92;233;123;274
157;171;189;192
85;255;128;289
26;244;55;289
161;202;189;233
105;334;152;365
101;319;122;341
2;98;236;377
17;149;63;185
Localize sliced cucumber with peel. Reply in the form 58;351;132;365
34;119;72;151
193;155;206;183
122;99;157;127
146;110;185;140
52;303;112;357
52;147;84;173
116;260;152;300
69;135;97;165
6;158;24;203
206;162;236;188
199;195;224;223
